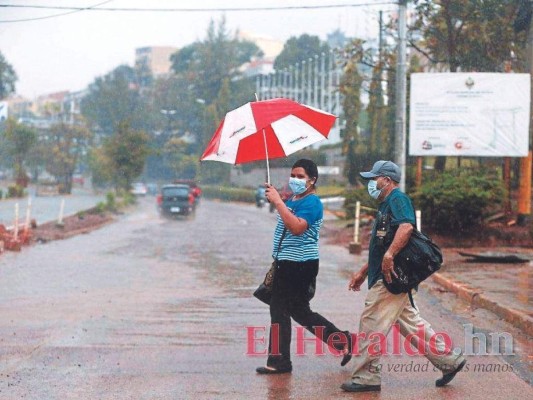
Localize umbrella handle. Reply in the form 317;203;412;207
262;128;271;185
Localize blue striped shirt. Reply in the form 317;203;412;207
272;194;323;262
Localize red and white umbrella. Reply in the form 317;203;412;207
200;98;336;182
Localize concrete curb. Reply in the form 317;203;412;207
431;272;533;337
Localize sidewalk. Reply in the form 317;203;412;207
432;248;533;336
0;185;104;226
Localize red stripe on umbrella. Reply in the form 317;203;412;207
235;125;286;164
201;97;336;183
250;98;303;130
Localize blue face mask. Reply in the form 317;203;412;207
367;179;381;200
289;177;308;195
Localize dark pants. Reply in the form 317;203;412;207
267;259;346;369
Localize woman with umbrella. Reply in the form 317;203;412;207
256;158;352;374
200;98;350;373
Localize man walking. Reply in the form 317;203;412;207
341;160;466;393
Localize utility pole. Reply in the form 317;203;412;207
395;0;408;191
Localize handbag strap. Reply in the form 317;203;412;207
274;227;287;261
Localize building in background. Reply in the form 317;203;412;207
135;46;178;86
63;89;88;124
4;95;32;120
238;31;283;78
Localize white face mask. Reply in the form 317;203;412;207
367;180;381;200
289;177;307;195
367;177;390;200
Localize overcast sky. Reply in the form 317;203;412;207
0;0;394;98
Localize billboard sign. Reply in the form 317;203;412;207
409;73;530;157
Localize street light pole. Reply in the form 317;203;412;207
394;0;408;192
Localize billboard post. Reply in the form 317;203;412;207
517;12;533;225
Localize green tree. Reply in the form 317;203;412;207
339;40;364;185
412;0;524;72
43;121;93;194
170;17;261;105
0;52;17;99
164;137;199;179
274;34;330;70
88;146;113;189
367;61;388;158
81;65;152;134
1;118;37;184
104;121;150;191
162;17;259;183
199;78;232;184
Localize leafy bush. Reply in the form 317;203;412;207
120;191;136;206
105;192;117;211
411;170;505;234
94;202;107;214
202;185;255;203
7;185;25;198
343;186;379;220
317;185;345;198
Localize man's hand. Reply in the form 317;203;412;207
265;183;282;206
348;271;367;291
381;252;398;284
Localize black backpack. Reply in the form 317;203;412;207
378;213;443;307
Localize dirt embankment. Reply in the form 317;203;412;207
32;212;114;243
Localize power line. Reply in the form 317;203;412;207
0;0;115;23
0;1;396;23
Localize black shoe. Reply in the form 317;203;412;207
436;359;466;387
340;331;353;367
340;382;381;393
256;366;292;375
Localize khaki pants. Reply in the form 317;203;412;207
351;280;464;385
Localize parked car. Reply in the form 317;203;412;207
131;182;148;196
157;184;196;218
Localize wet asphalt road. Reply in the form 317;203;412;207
0;198;531;399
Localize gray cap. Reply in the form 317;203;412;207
360;160;401;182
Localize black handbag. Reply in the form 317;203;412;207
384;229;442;293
253;226;288;305
378;212;443;308
253;261;277;305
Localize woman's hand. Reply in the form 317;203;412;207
265;183;283;206
348;271;366;291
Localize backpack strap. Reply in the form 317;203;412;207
408;290;416;310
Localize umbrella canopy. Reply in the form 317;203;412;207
200;98;336;165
